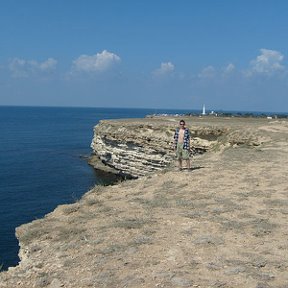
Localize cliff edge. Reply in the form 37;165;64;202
1;117;288;288
89;117;265;178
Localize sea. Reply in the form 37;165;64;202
0;105;198;271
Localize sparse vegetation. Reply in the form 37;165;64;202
131;235;153;246
36;273;50;287
175;199;195;208
54;226;87;242
136;195;172;209
113;217;152;230
20;227;50;245
84;197;103;207
61;203;81;215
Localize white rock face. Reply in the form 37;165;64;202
90;120;176;177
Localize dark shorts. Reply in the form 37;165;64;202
176;143;189;160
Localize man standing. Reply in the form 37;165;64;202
174;119;191;170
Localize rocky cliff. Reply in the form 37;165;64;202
2;117;287;288
89;117;265;177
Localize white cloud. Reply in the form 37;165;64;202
198;66;216;79
9;57;57;78
153;62;175;76
245;49;285;77
223;63;235;74
71;50;121;73
39;58;58;71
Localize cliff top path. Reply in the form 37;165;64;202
1;117;288;288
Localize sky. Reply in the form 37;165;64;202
0;0;288;112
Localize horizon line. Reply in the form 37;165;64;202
0;104;287;115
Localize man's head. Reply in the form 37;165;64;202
179;120;185;128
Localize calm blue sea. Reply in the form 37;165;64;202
0;106;197;270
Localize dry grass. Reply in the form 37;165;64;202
2;117;288;288
113;217;152;230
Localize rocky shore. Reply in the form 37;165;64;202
1;117;288;288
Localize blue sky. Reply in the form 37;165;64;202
0;0;288;112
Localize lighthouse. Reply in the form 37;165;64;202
202;104;206;115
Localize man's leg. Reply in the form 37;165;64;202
182;149;190;169
178;158;182;169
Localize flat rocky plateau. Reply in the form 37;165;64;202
1;117;288;288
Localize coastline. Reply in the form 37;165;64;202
1;116;288;287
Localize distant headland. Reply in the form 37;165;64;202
146;110;288;119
